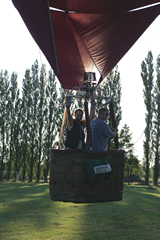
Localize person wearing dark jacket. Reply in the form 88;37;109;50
65;96;95;149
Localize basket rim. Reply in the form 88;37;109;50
51;148;125;157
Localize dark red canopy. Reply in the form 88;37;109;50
12;0;160;89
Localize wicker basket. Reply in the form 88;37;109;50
49;149;125;203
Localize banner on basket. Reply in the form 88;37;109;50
94;164;112;174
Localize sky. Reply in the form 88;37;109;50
1;1;160;160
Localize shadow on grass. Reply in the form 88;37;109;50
72;184;160;239
0;183;56;234
0;182;160;240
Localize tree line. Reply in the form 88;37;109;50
0;60;64;182
0;53;159;184
141;51;160;185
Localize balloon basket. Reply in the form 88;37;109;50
49;149;125;203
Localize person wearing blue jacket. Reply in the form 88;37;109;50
90;107;117;152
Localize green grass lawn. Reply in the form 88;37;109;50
0;182;160;240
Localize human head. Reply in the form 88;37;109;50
98;107;109;121
74;108;83;123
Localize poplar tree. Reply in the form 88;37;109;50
119;124;140;184
13;93;22;180
0;71;10;178
119;124;134;157
36;65;47;182
43;70;58;182
21;69;32;181
7;72;21;180
141;51;154;184
28;60;39;182
151;54;160;185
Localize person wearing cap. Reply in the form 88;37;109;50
90;107;117;152
65;96;96;149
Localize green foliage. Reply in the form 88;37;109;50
141;51;160;185
119;124;140;183
21;68;32;181
0;70;10;177
119;124;134;157
36;66;46;182
43;69;59;181
0;61;61;182
105;66;122;127
151;54;160;185
0;70;21;180
125;154;140;184
141;51;154;184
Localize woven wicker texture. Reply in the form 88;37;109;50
49;149;125;203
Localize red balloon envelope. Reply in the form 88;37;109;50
12;0;160;89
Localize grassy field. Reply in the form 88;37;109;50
0;182;160;240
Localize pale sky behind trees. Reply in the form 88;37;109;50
1;0;160;160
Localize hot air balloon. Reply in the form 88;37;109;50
12;0;160;203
